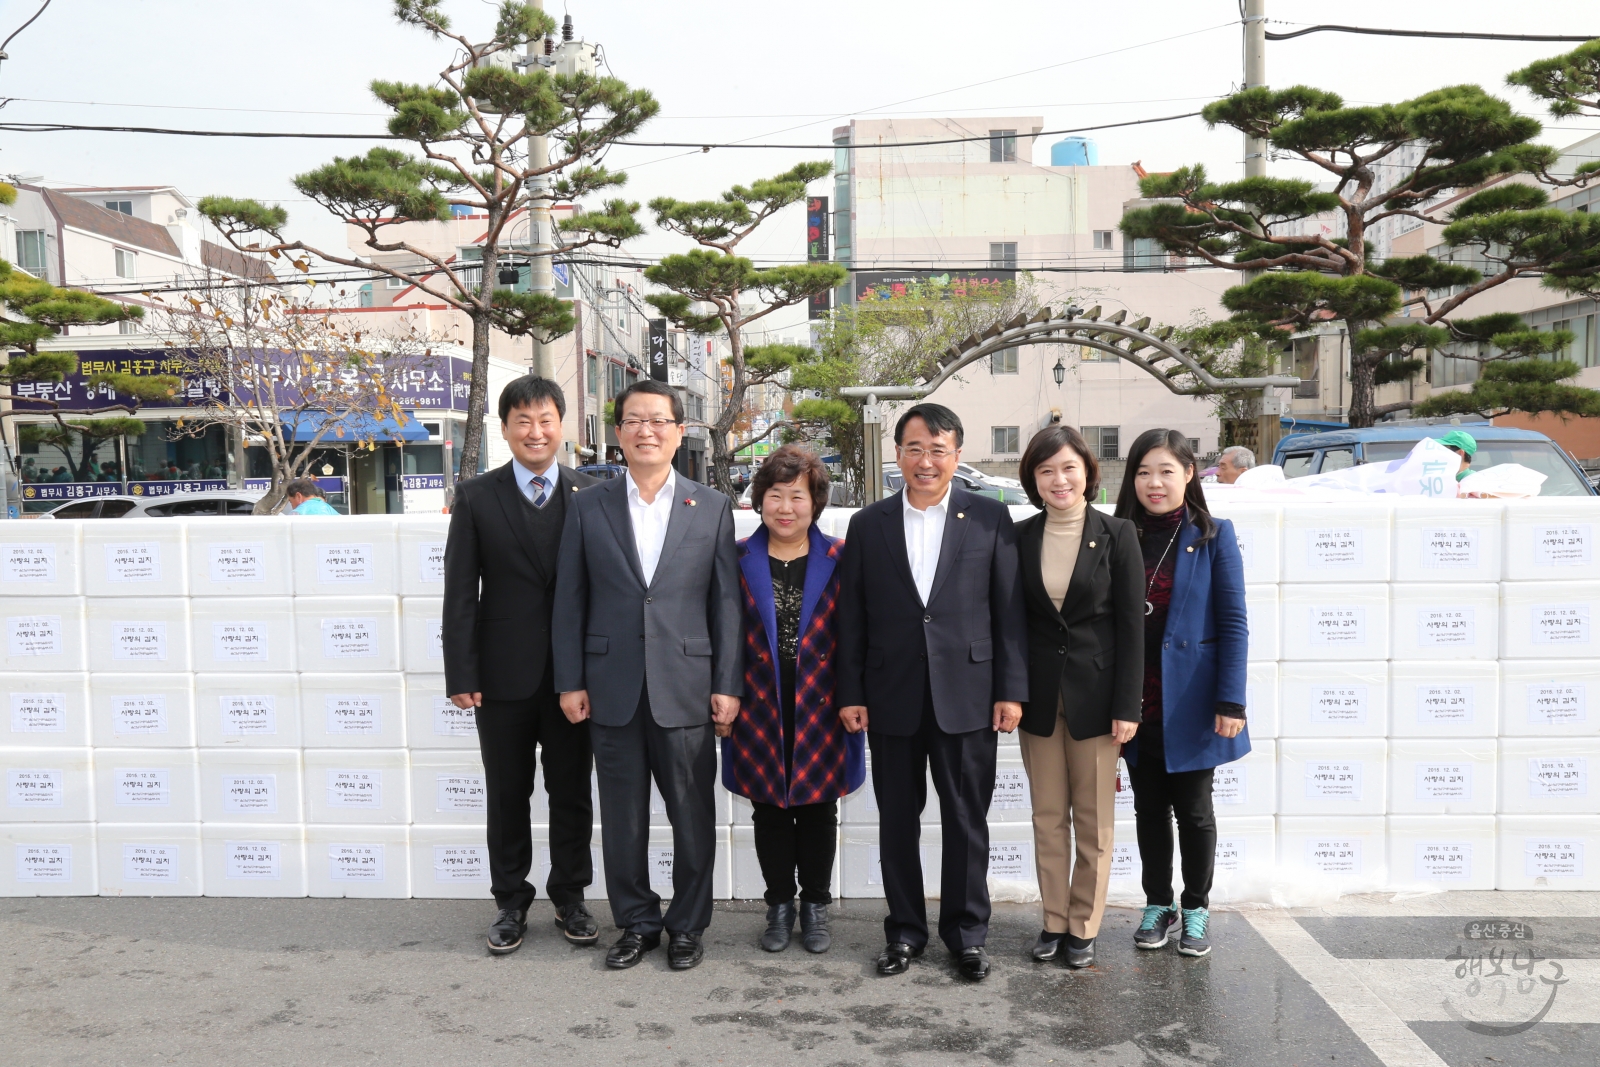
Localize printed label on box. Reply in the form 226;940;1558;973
212;621;267;663
648;847;675;884
1115;760;1134;815
1308;528;1363;568
327;769;382;808
208;543;266;584
10;691;65;733
1528;683;1586;725
1526;839;1584;879
325;694;381;735
1531;605;1590;645
1304;761;1363;800
436;773;486;812
432;696;476;737
419;542;446;584
1307;837;1361;874
2;543;56;584
316;543;374;584
1109;842;1138;879
225;841;281;880
123;843;178;883
329;843;384;881
105;543;161;583
1211;763;1246;805
1417;685;1474;724
1310;686;1368;724
7;768;63;808
112;694;168;736
1416;842;1472;881
1534;524;1592;567
428;621;443;661
988;840;1032;881
1310;607;1366;647
220;694;276;735
1421;528;1478;569
1234;530;1255;571
111;622;167;662
1214;837;1246;873
1415;762;1472;801
1529;756;1588;798
7;614;62;657
222;773;278;814
1418;607;1475;647
115;768;172;807
992;766;1030;810
15;842;70;882
321;618;379;660
433;844;487;881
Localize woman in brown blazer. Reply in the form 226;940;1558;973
1014;424;1144;968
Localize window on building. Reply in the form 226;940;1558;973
988;130;1017;163
15;230;46;274
608;361;625;397
105;200;133;216
585;413;599;449
1123;237;1165;272
118;318;139;335
1093;230;1114;250
357;284;374;308
990;348;1018;374
686;392;706;422
1186;437;1201;456
989;242;1017;269
991;426;1020;454
385;276;405;289
114;248;137;279
1084;425;1120;461
586;355;600;397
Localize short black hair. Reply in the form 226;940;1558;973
284;477;326;500
499;375;567;422
613;379;684;425
894;402;964;448
1019;424;1100;507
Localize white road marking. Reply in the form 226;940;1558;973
1342;958;1600;1024
1298;891;1600;918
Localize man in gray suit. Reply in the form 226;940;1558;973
554;379;742;971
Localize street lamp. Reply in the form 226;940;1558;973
1052;357;1066;386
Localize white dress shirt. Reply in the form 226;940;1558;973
902;483;951;605
512;456;560;506
626;467;677;585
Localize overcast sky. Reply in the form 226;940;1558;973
6;0;1599;336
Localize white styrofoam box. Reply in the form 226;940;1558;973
643;825;732;899
1209;741;1277;817
0;672;89;747
987;821;1039;893
1499;660;1600;737
1276;815;1388;887
728;824;842;901
306;825;411;898
293;596;402;673
194;673;302;748
0;747;93;822
1279;662;1389;738
184;518;294;597
88;673;196;747
397;517;450;597
1496;738;1600;814
409;750;486;826
187;597;296;673
1211;815;1277;887
82;520;187;597
302;749;410;825
1503;499;1600;582
0;596;87;672
200;823;307;897
86;597;192;673
1244;585;1280;662
298;673;406;749
1496;814;1600;890
1277;739;1388;815
1245;662;1279;738
1389;582;1500;661
839;762;940;826
197;748;303;824
1389;661;1500;738
290;519;398;596
1386;739;1497;816
1500;581;1600;660
1280;502;1393;584
1387;815;1496;890
1107;818;1157;894
533;825;606;900
1208;503;1281;584
1391;499;1504;583
0;520;82;595
403;674;478;750
409;824;491;899
1280;584;1390;661
96;822;202;896
838;825;940;900
0;822;96;895
401;597;444;672
990;757;1031;823
92;748;200;824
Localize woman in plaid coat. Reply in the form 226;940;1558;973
721;445;866;955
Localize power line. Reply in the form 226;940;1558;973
1267;23;1597;43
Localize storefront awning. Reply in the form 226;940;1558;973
281;411;430;443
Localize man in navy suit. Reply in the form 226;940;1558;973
836;402;1028;981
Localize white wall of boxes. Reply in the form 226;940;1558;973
0;498;1597;901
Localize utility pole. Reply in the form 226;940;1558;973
1243;0;1268;179
526;1;556;380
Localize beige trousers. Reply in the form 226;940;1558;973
1018;713;1121;939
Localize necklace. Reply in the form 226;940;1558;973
1144;512;1184;616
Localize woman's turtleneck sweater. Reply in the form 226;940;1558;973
1040;498;1087;609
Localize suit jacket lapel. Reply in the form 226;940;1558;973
1061;508;1106;622
739;526;782;667
599;477;647;588
490;463;547;583
1018;513;1063;623
925;486;970;606
649;477;697;591
878;496;922;605
1169;513;1201;625
798;523;836;635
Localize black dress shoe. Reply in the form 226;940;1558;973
957;946;991;981
798;901;830;954
760;901;796;952
666;931;704;970
555;902;600;945
1064;935;1095;969
1031;930;1067;962
487;908;527;955
875;941;924;975
604;930;661;970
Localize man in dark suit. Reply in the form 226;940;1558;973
837;402;1028;981
553;379;742;972
443;375;599;955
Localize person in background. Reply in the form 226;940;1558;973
284;478;340;515
1439;430;1478;481
723;444;864;955
1214;446;1255;485
1013;425;1144;969
1114;429;1249;960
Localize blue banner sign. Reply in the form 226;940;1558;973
244;477;347;495
128;480;228;498
18;482;125;503
400;474;446;491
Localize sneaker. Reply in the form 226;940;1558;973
1177;907;1211;957
1134;904;1178;950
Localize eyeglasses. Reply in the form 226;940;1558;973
900;446;955;461
619;417;681;432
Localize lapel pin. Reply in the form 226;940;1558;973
956;512;965;519
686;498;697;506
1186;545;1194;552
1088;541;1096;548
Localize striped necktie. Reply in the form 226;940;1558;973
528;474;549;507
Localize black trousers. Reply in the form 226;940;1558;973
475;668;594;913
1127;725;1216;911
589;685;718;936
751;800;837;906
868;686;997;954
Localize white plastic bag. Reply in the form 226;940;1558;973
1298;437;1460;498
1458;463;1547;498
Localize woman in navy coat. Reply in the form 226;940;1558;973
1114;429;1248;959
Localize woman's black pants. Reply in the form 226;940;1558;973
750;800;838;906
1127;726;1217;911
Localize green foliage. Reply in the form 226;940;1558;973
651;162;832;249
1508;39;1600;119
197;196;289;238
1351;323;1444;385
89;372;180;404
560;197;644;245
65;417;147;439
0;260;142;369
1414;358;1600;418
294;147;462;223
0;352;75;382
0;182;16;207
1372;255;1481;291
1222;272;1402;329
744;343;814;380
372;80;470;140
1449;313;1526;343
487;289;574;341
1485;328;1573;361
1449;184;1550;218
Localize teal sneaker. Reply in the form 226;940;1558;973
1133;904;1178;950
1178;907;1211;957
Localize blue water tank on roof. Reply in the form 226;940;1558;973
1051;136;1098;166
